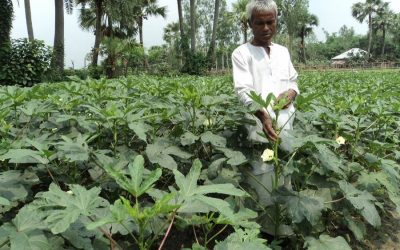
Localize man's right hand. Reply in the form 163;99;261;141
255;110;278;142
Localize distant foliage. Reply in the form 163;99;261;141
1;39;52;86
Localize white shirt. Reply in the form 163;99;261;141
232;42;299;147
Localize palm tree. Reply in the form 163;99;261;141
373;2;394;57
76;0;140;67
352;0;383;58
51;0;74;76
232;0;249;43
298;13;318;64
76;0;105;67
24;0;34;41
134;0;167;47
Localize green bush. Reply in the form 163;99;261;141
0;38;52;86
181;51;208;75
63;68;90;80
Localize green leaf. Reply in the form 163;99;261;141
0;149;49;164
344;213;366;241
103;155;161;197
181;131;200;146
128;121;152;142
146;142;192;170
0;170;39;204
338;180;381;227
216;147;247;166
0;196;10;206
194;184;246;197
31;183;106;234
314;144;345;176
201;131;226;147
174;159;202;197
304;235;351;250
272;187;324;225
56;133;90;162
214;228;271;250
291;134;332;149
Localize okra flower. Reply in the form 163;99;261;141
261;149;274;162
203;118;213;127
336;136;346;145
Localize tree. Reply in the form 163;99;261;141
352;0;383;58
0;0;14;84
190;0;196;52
232;0;249;44
134;0;166;47
278;0;309;57
298;13;318;64
24;0;34;41
207;0;221;69
373;2;394;57
51;0;65;76
76;0;140;67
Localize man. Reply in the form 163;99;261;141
232;0;299;205
232;0;299;146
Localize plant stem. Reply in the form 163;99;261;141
206;224;228;245
158;210;177;250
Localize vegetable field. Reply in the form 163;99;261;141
0;70;399;249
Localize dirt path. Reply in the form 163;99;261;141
364;210;400;250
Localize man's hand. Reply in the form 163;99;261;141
276;89;297;109
255;110;278;141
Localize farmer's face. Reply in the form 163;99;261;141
250;9;277;46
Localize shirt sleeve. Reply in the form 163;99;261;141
287;52;300;95
232;49;255;106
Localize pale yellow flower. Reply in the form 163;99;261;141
203;118;213;127
336;136;346;145
66;190;73;195
261;149;274;162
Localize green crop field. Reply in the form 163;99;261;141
0;70;399;249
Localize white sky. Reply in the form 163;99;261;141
11;0;400;68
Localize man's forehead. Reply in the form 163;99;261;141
252;9;277;18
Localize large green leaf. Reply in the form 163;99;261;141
0;149;49;164
102;155;162;197
314;144;345;176
31;183;107;234
338;180;381;227
146;141;192;170
214;228;271;250
173;159;247;216
180;131;199;146
216;147;247;166
128;121;152;142
272;187;324;225
201;131;227;147
0;170;39;205
56;133;90;162
304;235;351;250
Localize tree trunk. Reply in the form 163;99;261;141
367;12;372;58
190;0;196;53
51;0;64;75
24;0;34;41
242;21;248;43
300;29;306;64
381;25;386;57
177;0;185;40
207;0;220;70
138;17;144;46
91;0;103;67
